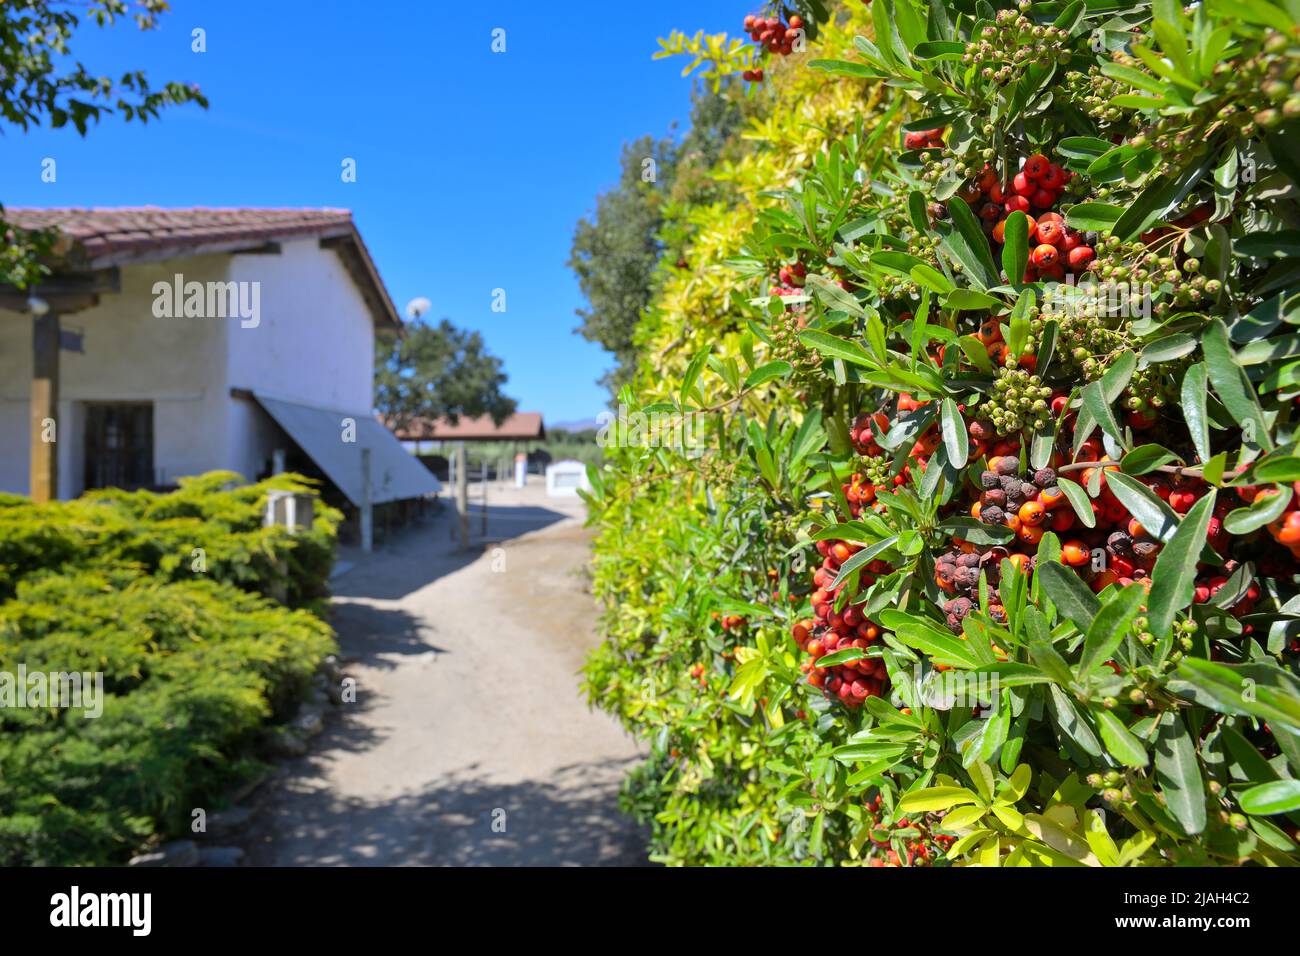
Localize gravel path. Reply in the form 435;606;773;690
239;480;647;866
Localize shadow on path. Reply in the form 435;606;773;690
243;758;648;867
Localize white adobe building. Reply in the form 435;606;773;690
0;207;438;509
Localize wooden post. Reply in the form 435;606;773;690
31;312;60;502
481;460;488;536
360;447;373;553
456;441;469;550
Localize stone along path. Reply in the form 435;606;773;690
238;480;648;865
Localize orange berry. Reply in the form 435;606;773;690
1018;523;1045;545
1018;500;1046;526
1092;569;1119;593
1061;540;1090;566
1278;511;1300;545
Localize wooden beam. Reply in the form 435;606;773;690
0;268;120;314
31;313;59;502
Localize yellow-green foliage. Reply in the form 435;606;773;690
584;6;893;864
0;473;339;865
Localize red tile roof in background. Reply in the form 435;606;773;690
7;206;354;262
387;412;546;442
5;206;399;328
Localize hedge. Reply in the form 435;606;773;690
584;0;1300;867
0;473;339;865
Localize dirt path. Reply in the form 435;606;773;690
239;479;648;866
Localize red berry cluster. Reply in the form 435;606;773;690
903;126;946;150
793;539;893;707
741;11;807;81
743;12;804;53
769;260;806;297
963;153;1097;281
862;794;956;866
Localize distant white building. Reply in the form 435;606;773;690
0;207;438;506
545;459;592;497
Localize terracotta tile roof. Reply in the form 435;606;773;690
5;207;399;329
387;412;546;442
5;206;354;264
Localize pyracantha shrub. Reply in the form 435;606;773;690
585;0;1300;866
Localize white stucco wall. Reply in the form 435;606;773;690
224;237;377;483
0;256;232;498
0;236;379;499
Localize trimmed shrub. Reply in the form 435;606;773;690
0;473;339;865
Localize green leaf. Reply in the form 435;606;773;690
1171;658;1300;733
1154;711;1206;836
1001;210;1029;283
1120;444;1181;475
1111;157;1210;241
1080;585;1145;679
1096;710;1150;769
1106;472;1180;542
830;535;900;589
939;804;989;830
1048;684;1103;758
680;346;711;406
808;58;878;78
1202;320;1272;451
798;329;878;368
890;619;982;668
1141;332;1198;364
805;272;868;318
743;361;794;389
943;289;1004;311
1253;455;1300;483
1055;476;1096;528
1037;561;1100;628
1235;230;1300;259
910;263;954;294
957;334;995;373
1082;380;1127;450
899;786;982;813
937;517;1015;546
1239;780;1300;816
1180;362;1213;464
942;196;1000;289
1056;137;1113;162
1146;491;1216;638
1223;484;1291;535
940;398;969;469
1064;202;1124;232
817;647;868;668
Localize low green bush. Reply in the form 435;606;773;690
0;473;340;865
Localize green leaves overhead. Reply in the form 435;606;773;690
1146;492;1217;639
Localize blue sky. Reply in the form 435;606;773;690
0;1;739;424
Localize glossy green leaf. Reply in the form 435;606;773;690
1146;491;1216;638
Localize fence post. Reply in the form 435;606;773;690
456;441;469;551
360;447;373;553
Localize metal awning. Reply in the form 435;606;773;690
253;392;441;506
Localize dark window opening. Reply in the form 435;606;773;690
84;403;154;491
